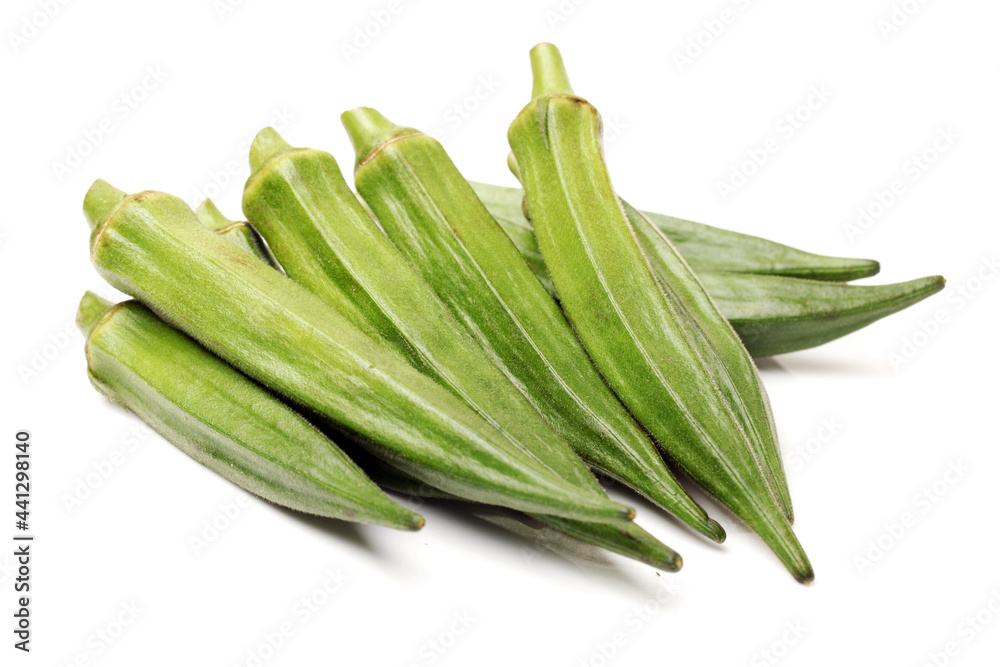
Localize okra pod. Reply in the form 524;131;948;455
477;181;944;356
195;199;280;270
471;181;879;282
240;128;636;525
83;180;630;523
341;108;724;542
508;44;812;581
77;292;424;530
342;444;683;571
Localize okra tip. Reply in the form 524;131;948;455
529;42;575;98
75;291;115;337
83;179;128;232
340;107;413;169
704;518;727;544
249;127;294;174
194;198;236;232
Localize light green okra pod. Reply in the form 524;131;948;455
240;129;637;523
77;291;424;530
508;44;812;582
195;199;281;270
339;108;724;543
83;180;630;524
471;181;880;283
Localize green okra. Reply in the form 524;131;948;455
509;44;812;582
340;108;724;543
194;198;670;562
195;199;280;270
341;444;683;571
240;128;637;528
632;215;946;357
76;292;423;530
471;181;879;283
478;181;945;356
695;272;945;357
83;180;630;524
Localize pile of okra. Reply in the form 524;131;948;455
77;44;943;583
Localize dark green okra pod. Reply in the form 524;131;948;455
83;180;630;524
508;44;812;582
77;292;423;530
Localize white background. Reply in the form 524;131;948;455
2;1;999;665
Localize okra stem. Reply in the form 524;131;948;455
530;43;574;98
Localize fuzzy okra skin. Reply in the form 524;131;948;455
509;44;812;582
76;292;424;530
340;443;683;571
341;108;724;543
83;180;632;524
240;129;637;526
471;181;880;283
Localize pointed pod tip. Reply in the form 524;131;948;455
249;127;294;174
83;179;128;232
795;568;815;585
705;519;727;544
